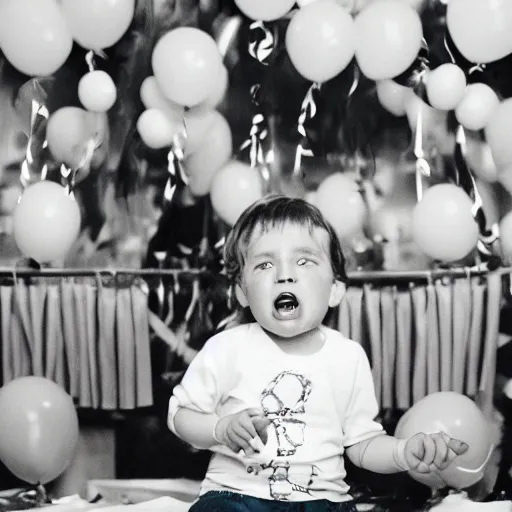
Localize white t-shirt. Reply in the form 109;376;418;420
168;323;384;503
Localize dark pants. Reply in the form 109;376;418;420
189;491;358;512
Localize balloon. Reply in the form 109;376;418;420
376;80;408;116
285;1;355;83
455;83;499;131
46;107;108;169
139;76;184;130
426;64;467;112
234;0;296;21
152;28;223;107
499;210;512;265
465;134;498;183
210;161;264;225
199;65;229;109
0;0;73;76
447;0;512;64
395;392;493;490
13;181;81;263
136;109;180;150
0;377;78;485
485;98;512;169
412;184;478;262
60;0;135;51
315;173;367;239
78;70;117;112
184;107;223;156
185;112;233;196
354;0;423;80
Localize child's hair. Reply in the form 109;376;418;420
223;195;347;284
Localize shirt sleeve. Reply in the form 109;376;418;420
167;333;230;435
343;344;385;447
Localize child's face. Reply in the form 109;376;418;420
235;222;345;340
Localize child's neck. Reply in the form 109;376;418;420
263;326;325;356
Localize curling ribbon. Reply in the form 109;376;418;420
413;102;431;202
163;121;189;203
444;31;487;79
239;21;276;192
18;81;50;188
60;136;99;195
293;82;321;177
84;49;107;72
394;38;431;105
453;125;500;257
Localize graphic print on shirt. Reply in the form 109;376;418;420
255;370;318;500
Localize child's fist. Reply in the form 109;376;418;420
215;408;270;455
405;431;469;473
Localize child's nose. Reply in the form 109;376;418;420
275;263;297;283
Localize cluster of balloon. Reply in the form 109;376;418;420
395;392;494;490
62;0;135;113
0;377;79;490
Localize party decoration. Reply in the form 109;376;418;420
454;83;499;131
354;0;423;80
426;64;466;111
13;181;81;263
152;27;223;107
286;1;355;83
183;108;224;156
499;210;512;265
210;161;264;225
485;98;512;170
60;0;135;51
46;107;107;169
465;134;498;183
395;392;493;490
185;111;233;197
412;183;478;262
14;79;51;188
315;172;367;240
78;70;117;112
0;377;79;485
376;80;408;116
452;126;500;258
136;109;179;150
446;0;512;64
234;0;296;22
139;76;185;122
0;0;73;76
200;65;229;109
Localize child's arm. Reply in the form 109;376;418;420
173;407;269;454
172;408;220;450
346;431;468;474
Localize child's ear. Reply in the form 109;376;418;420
328;280;346;308
235;283;249;308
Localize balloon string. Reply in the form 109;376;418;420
85;50;97;72
20;99;49;188
293;82;320;178
164;120;188;203
60;137;98;196
454;126;500;255
413;104;430;202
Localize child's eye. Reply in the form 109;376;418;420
297;258;314;266
256;262;272;270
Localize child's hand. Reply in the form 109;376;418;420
405;431;469;473
215;408;270;455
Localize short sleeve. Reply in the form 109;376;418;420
343;345;384;447
167;334;230;435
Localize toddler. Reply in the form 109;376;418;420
168;195;468;511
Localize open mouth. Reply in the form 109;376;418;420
273;292;299;318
